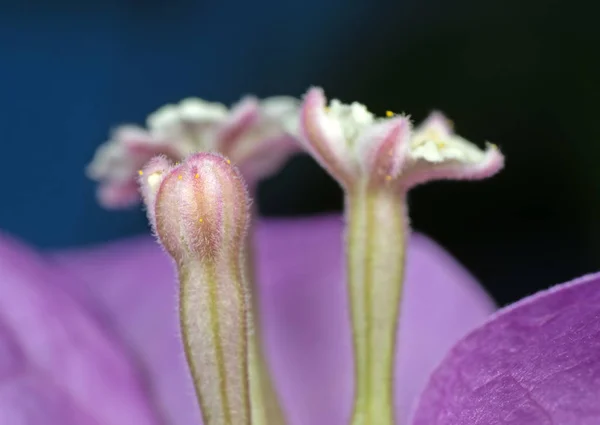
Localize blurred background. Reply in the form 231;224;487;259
1;0;599;306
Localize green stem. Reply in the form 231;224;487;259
347;186;407;425
245;212;287;425
179;258;251;425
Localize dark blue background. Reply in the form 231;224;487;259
2;0;600;305
0;1;373;247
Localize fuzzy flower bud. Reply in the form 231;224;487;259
140;152;251;425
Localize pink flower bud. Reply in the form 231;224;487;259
139;153;252;425
142;153;249;263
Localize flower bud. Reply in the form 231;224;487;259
140;152;252;425
144;153;249;264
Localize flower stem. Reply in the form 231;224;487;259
245;213;287;425
248;329;286;425
346;186;408;425
179;258;251;425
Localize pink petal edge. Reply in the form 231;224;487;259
299;88;354;186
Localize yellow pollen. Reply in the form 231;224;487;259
195;173;199;179
199;218;203;223
386;110;394;117
138;170;143;176
226;159;231;164
178;175;182;180
385;175;392;181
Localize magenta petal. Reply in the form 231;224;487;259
51;237;200;425
411;272;600;425
0;234;161;425
258;217;494;425
396;233;496;422
52;215;493;425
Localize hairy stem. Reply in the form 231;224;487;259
347;186;408;425
179;257;251;425
245;214;287;425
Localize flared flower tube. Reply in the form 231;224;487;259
87;96;300;208
300;87;505;425
300;87;503;191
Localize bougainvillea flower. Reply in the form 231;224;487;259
3;86;598;425
87;95;300;208
128;77;507;425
